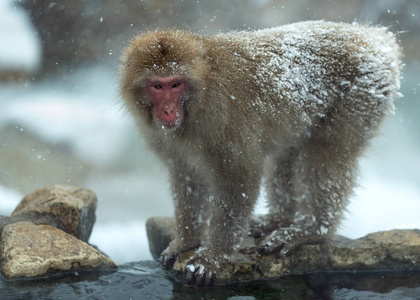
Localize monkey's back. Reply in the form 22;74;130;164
210;21;403;137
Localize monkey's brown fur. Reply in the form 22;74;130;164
120;21;402;286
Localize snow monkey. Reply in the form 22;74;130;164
120;21;402;286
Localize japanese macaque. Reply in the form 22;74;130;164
120;21;402;286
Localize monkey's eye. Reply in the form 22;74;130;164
172;82;181;88
154;84;163;89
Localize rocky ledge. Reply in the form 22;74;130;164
146;216;420;285
0;185;117;280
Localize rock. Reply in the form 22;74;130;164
146;216;420;285
12;185;97;242
146;217;177;261
0;185;117;281
0;222;116;280
0;212;66;234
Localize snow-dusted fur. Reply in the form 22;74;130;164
120;21;402;285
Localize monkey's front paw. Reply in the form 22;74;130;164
249;214;291;238
181;249;227;287
160;238;200;270
257;228;308;255
257;226;326;255
161;250;178;270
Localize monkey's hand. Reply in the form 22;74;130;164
249;214;291;238
161;238;200;270
181;248;228;287
257;226;324;255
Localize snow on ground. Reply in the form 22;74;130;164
0;0;41;71
89;220;153;263
0;184;21;216
0;67;132;166
339;173;420;239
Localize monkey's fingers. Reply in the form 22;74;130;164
184;262;214;287
248;222;267;238
258;228;321;256
160;253;177;270
249;215;292;238
258;240;286;256
256;229;293;255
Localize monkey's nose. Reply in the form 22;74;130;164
164;106;174;115
163;103;176;115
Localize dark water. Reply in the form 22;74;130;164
1;261;420;300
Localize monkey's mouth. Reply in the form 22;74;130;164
156;116;182;130
160;120;179;129
153;106;183;130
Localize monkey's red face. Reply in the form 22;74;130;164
147;75;187;129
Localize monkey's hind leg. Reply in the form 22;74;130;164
250;149;299;239
258;120;365;255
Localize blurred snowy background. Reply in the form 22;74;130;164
0;0;419;264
